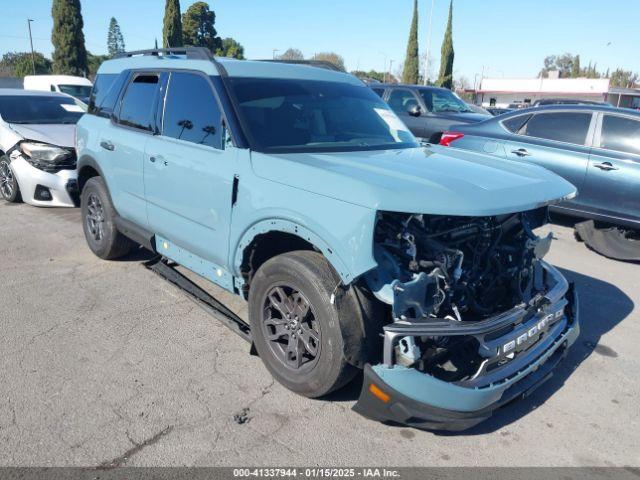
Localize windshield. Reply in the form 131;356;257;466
58;84;92;99
0;95;86;124
226;77;419;153
419;89;474;113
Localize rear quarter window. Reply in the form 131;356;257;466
88;72;129;118
502;114;532;133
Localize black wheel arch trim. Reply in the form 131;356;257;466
78;155;156;252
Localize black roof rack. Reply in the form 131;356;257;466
113;47;214;60
258;59;345;72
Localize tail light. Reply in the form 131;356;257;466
439;131;464;146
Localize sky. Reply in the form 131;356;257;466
2;0;639;84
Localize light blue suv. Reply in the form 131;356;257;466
76;48;580;431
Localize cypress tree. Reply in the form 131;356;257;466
436;0;455;89
402;0;420;84
571;54;581;77
163;0;183;48
51;0;88;76
107;17;126;57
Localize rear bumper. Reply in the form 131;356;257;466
353;271;580;432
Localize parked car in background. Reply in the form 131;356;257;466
75;48;579;431
532;98;610;107
24;75;93;104
486;107;514;116
370;83;490;142
0;89;85;207
466;103;491;115
438;105;640;229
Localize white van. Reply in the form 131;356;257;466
23;75;93;104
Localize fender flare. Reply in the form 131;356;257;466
77;154;108;192
232;218;354;285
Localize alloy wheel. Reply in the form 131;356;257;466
261;285;321;371
0;162;14;199
85;193;105;242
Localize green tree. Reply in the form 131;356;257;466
215;38;245;59
107;17;126;57
0;52;52;77
610;68;639;88
402;0;419;84
352;70;388;82
313;52;345;71
163;0;183;48
182;1;221;52
571;54;581;77
539;53;575;78
436;0;454;89
51;0;88;76
278;48;304;61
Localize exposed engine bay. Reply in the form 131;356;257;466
365;208;560;382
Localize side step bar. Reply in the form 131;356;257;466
144;257;252;343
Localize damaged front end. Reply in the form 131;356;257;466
353;208;580;431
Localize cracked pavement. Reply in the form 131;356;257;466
0;204;639;467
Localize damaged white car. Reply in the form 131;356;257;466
0;89;85;207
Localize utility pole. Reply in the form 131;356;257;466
272;49;279;60
423;0;434;85
389;59;394;83
27;19;36;75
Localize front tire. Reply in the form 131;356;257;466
248;251;365;398
81;177;134;259
0;157;22;203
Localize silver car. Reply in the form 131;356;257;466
0;89;85;207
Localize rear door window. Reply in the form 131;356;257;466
599;115;640;156
519;112;592;145
117;73;160;131
162;72;223;149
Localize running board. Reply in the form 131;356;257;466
144;257;252;343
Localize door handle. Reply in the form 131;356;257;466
100;140;115;151
149;155;168;166
511;148;531;157
593;162;619;171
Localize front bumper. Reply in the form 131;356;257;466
10;157;78;208
353;263;580;431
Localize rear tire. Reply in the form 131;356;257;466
0;157;22;203
81;177;134;260
248;251;365;398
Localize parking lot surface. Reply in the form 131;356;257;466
1;203;639;467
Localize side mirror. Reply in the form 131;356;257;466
407;104;422;117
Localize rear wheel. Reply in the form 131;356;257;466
0;157;21;203
81;177;134;259
248;251;365;398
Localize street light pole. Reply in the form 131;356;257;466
27;19;36;75
423;0;435;85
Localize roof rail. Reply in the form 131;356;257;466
258;59;345;72
113;47;214;60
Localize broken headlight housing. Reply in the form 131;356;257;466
17;141;76;173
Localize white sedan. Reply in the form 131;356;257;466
0;89;86;207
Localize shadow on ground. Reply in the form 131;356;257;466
324;268;634;435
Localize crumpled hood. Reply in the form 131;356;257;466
251;146;577;216
7;123;75;148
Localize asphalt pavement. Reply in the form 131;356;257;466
0;203;638;467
